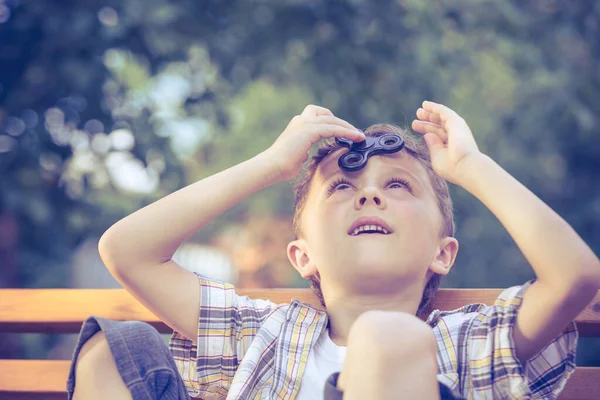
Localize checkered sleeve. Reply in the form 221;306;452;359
169;272;277;399
463;279;578;399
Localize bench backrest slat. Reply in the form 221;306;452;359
1;288;599;335
1;288;599;400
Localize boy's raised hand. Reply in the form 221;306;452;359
411;101;482;185
266;104;365;181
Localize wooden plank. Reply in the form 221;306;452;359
0;288;599;335
0;360;69;400
0;360;597;400
559;366;600;400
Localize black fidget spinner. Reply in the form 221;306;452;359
335;133;405;171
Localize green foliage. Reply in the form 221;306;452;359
196;80;313;219
1;0;599;364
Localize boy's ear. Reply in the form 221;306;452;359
287;239;318;279
429;236;459;276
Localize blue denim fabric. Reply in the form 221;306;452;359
66;316;465;399
66;316;190;400
323;372;465;400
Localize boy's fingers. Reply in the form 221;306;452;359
310;124;365;142
416;108;442;125
306;115;361;132
421;101;476;144
422;101;459;124
301;104;334;117
411;120;448;142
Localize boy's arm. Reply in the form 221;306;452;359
413;101;600;364
98;105;364;343
99;152;281;342
459;153;599;362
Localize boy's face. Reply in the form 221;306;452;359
288;148;457;295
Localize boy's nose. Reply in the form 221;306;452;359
359;195;381;206
357;187;383;207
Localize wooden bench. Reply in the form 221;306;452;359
1;288;599;399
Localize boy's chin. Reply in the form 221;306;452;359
343;235;395;251
345;247;398;261
344;259;403;275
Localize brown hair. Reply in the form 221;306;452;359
291;124;455;318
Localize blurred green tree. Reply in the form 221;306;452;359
1;0;598;363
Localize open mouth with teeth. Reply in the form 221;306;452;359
350;225;390;236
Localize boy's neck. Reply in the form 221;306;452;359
324;289;421;347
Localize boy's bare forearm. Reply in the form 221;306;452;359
458;154;600;292
99;150;282;271
98;105;366;273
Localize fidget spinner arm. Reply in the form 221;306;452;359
334;133;405;171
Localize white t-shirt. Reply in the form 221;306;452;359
296;327;347;399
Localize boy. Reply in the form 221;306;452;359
68;102;599;399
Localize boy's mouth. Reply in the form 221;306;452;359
350;227;390;236
348;216;393;236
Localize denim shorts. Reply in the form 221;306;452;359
66;316;190;400
67;317;464;400
323;371;465;400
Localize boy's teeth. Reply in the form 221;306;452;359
352;225;389;236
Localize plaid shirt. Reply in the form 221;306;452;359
169;273;578;399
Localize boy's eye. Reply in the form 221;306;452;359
326;177;413;196
386;177;413;192
327;178;353;195
387;178;412;190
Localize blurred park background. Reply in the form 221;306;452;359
1;0;599;365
